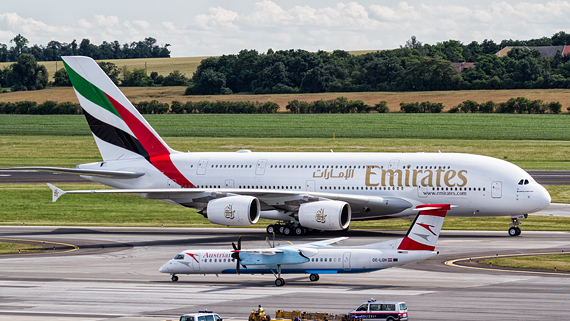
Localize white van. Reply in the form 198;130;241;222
179;311;223;321
349;299;408;321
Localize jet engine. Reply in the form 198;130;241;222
207;196;260;226
298;201;351;231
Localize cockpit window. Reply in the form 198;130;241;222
518;179;530;185
174;254;185;260
524;179;529;185
518;179;524;185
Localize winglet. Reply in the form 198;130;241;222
47;183;66;202
397;204;450;251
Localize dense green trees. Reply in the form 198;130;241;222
187;31;570;95
7;54;48;91
0;34;170;62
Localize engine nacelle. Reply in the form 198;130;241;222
207;196;260;226
298;201;351;231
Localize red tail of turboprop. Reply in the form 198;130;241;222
397;204;450;251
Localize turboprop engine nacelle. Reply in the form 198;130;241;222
207;196;260;226
298;201;351;231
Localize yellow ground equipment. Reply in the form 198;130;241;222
249;309;271;321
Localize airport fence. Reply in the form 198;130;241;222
2;126;570;140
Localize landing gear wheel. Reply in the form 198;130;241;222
283;227;291;235
294;227;305;235
309;273;320;282
275;278;285;286
278;225;285;234
266;225;276;234
171;275;179;282
508;227;521;237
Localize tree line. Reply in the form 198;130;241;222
0;97;565;115
0;34;170;62
186;31;570;95
0;54;189;91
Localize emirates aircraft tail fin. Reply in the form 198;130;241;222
62;56;175;161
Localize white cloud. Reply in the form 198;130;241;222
194;7;239;30
1;1;570;57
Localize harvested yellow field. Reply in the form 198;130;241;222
1;87;570;112
0;56;208;81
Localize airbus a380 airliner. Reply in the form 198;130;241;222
27;56;550;236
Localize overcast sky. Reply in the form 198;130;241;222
1;0;569;57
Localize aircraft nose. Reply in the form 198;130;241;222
159;261;171;273
535;184;551;211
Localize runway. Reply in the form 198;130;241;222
0;226;569;321
2;169;570;185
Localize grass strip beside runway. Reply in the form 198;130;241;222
480;254;570;272
0;242;43;254
1;183;569;230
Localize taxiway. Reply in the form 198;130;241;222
0;226;569;321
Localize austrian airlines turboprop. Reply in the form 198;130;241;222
159;204;450;286
27;56;550;236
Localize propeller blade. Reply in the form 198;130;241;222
237;236;241;250
232;242;238;251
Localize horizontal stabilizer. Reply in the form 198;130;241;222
47;183;66;202
16;167;144;179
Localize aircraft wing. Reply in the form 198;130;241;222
17;167;144;179
46;185;413;218
302;236;350;247
235;249;283;255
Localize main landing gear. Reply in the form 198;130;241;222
266;222;315;236
271;265;285;287
509;214;528;236
270;265;321;286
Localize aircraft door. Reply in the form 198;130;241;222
343;252;351;271
192;254;200;271
225;179;234;188
167;179;179;188
256;159;267;175
492;181;502;198
305;180;315;192
389;159;400;170
417;185;428;198
197;159;208;175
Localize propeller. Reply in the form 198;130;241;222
231;236;243;275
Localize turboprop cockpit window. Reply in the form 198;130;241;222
174;254;184;260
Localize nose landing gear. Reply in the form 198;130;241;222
509;214;527;236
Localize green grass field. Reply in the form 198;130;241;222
3;113;570;141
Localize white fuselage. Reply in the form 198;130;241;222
159;246;435;276
83;151;551;221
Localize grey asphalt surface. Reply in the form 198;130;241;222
0;226;569;321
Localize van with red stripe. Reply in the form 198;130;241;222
349;299;408;321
